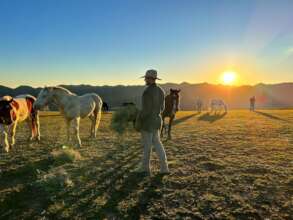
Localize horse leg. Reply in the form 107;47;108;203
66;119;72;143
9;122;17;150
0;125;9;152
34;111;40;141
36;114;40;141
73;117;82;147
168;116;174;140
89;114;95;138
26;118;34;141
93;109;101;138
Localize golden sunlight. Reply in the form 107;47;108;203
221;71;237;85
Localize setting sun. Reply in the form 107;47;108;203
221;71;237;85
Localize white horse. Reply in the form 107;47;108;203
210;99;227;113
34;86;102;147
195;98;204;113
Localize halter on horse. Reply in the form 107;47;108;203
161;89;180;139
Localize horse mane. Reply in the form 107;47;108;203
50;86;75;95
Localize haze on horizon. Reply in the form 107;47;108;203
0;0;293;87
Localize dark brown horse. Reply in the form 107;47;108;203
161;89;180;139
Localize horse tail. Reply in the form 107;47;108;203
25;95;39;138
92;94;103;130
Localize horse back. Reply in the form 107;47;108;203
13;95;37;121
78;93;102;118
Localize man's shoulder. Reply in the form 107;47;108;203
144;84;165;95
156;84;165;95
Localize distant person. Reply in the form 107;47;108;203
195;98;203;113
135;69;169;174
250;96;256;111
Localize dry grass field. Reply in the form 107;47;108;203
0;110;292;219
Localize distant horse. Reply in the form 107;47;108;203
195;98;203;113
161;89;180;139
34;86;102;147
0;95;40;152
102;102;110;112
210;99;227;113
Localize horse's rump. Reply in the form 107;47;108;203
77;93;102;118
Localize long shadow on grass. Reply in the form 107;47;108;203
0;157;53;219
125;174;164;219
173;113;199;126
50;140;143;219
198;112;227;123
254;111;289;123
92;172;149;218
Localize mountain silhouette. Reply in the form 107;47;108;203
1;83;292;110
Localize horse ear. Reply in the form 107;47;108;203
170;89;173;92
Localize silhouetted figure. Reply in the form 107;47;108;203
102;102;109;112
195;98;203;113
250;96;256;111
136;69;169;174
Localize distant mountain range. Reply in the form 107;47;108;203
1;82;293;110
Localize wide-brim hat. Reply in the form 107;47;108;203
140;69;161;80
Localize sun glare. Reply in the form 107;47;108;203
221;71;237;85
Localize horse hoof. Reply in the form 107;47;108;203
4;145;10;153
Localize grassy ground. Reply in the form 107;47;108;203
0;110;292;219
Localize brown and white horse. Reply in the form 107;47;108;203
161;89;180;140
0;95;40;152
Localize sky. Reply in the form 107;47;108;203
0;0;293;87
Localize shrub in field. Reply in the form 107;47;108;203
111;105;139;134
50;148;82;166
35;167;74;193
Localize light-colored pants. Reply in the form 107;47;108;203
141;129;169;173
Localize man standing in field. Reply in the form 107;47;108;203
136;69;169;174
250;96;256;111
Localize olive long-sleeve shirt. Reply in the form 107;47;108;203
140;83;165;131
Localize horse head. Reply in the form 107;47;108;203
169;89;181;112
0;98;18;125
34;87;54;110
